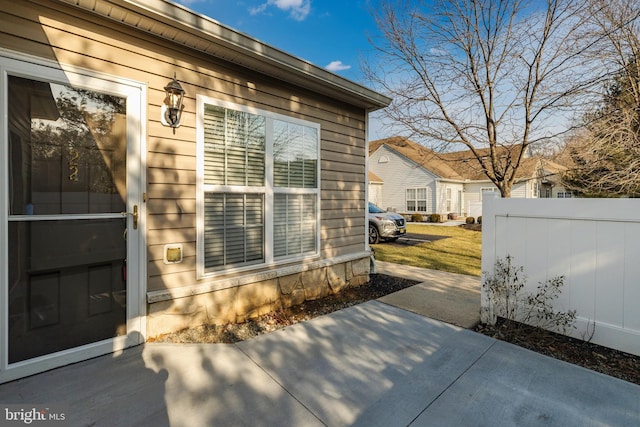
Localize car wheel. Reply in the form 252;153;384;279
369;224;380;244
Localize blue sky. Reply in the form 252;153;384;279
176;0;379;84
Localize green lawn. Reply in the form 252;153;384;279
371;223;482;276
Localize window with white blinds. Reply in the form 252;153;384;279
273;120;317;188
274;194;317;258
204;193;264;269
198;98;320;276
204;105;265;186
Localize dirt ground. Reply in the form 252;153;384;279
153;273;639;386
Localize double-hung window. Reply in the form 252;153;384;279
201;105;266;271
197;98;320;277
406;187;430;212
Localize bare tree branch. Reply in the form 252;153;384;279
363;0;607;196
562;0;640;196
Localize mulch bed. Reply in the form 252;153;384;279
151;274;418;344
475;318;640;385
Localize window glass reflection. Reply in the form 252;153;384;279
8;76;126;215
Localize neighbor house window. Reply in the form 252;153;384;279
198;99;319;276
406;187;430;212
557;191;573;198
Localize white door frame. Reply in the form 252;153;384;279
0;50;147;384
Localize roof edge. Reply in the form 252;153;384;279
60;0;391;110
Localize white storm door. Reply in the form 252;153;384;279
0;56;145;383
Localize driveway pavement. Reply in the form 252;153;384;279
391;233;449;245
0;296;638;426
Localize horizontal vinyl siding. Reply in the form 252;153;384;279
320;130;367;258
463;182;487;204
3;1;368;292
512;181;527;198
369;146;438;213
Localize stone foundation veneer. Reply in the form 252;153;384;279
146;253;372;338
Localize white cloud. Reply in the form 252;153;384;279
249;4;268;15
325;60;352;72
250;0;311;21
429;47;448;56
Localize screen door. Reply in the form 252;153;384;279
6;75;133;363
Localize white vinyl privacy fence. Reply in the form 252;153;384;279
481;194;640;356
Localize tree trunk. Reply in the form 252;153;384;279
499;184;511;198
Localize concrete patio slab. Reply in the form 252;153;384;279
412;340;640;426
142;344;324;427
0;343;323;427
236;300;495;427
0;345;170;426
0;294;638;427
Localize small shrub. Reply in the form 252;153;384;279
465;216;475;224
411;213;423;222
448;213;458;220
482;255;576;336
430;213;442;223
477;216;482;224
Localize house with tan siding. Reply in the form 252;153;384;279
369;137;566;219
0;0;390;383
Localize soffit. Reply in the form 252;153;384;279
57;0;391;110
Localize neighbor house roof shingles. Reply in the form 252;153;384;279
369;137;464;180
370;137;566;182
368;171;384;183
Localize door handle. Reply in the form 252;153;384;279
121;205;139;230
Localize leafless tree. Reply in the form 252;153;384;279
363;0;603;197
561;0;640;196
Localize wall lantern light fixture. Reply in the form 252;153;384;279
162;73;185;130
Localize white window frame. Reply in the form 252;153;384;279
406;187;430;212
196;96;321;279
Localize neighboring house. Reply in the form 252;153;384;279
368;137;567;218
0;0;390;383
537;160;572;198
